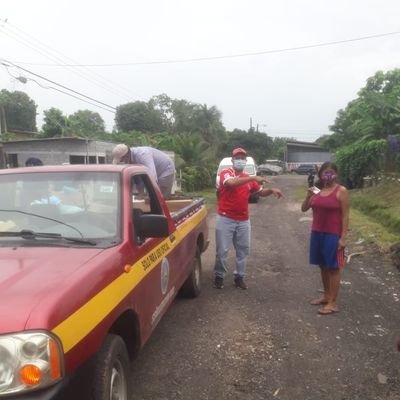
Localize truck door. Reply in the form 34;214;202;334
129;174;179;332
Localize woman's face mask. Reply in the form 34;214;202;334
321;171;337;184
233;159;247;171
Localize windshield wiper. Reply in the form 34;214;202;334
0;209;84;238
0;230;97;245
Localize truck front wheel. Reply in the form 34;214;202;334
92;334;131;400
181;248;202;298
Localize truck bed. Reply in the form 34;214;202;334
133;197;205;224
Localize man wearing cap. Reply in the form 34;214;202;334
214;147;283;290
112;144;175;199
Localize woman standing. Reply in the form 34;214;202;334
301;162;350;315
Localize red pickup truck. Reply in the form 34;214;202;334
0;164;208;399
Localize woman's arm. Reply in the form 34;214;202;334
301;188;314;212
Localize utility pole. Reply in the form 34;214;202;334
0;107;7;136
250;117;253;131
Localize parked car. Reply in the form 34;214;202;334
215;156;259;203
292;164;314;174
257;163;283;176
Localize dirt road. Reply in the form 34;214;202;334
129;174;400;400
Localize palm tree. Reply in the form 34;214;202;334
170;132;213;167
194;104;225;144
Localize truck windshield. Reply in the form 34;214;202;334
0;171;120;246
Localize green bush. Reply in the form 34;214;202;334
181;165;215;192
336;139;386;188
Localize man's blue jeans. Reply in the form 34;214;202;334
214;214;251;278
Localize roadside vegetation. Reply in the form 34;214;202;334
350;182;400;251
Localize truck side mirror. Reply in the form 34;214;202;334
133;211;169;238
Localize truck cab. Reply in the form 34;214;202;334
0;164;208;399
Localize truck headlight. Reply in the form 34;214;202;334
0;331;64;395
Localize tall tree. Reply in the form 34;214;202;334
192;104;226;144
270;137;289;160
115;101;163;133
0;89;37;133
41;108;67;137
68;109;105;137
149;94;174;131
224;131;273;164
170;99;197;133
329;69;400;147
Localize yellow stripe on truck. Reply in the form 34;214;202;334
52;206;207;353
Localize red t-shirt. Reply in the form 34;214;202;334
217;168;261;221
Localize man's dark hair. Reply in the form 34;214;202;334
25;157;43;166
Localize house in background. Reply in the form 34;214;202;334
284;140;332;171
2;137;114;167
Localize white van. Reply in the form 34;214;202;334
215;156;259;203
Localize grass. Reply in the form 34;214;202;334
349;183;400;251
349;208;400;251
350;183;400;233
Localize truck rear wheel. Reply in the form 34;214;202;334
181;249;201;298
92;334;131;400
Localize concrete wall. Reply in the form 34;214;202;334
287;150;332;163
3;138;114;167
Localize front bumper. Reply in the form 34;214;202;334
2;378;68;400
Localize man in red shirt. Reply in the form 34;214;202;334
214;147;283;289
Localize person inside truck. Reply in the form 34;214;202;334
28;182;61;207
25;182;83;217
112;143;175;199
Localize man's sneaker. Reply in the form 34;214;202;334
234;276;247;290
214;276;224;289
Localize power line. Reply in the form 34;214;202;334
29;77;117;113
0;19;144;102
2;62;116;113
1;57;116;112
6;30;400;67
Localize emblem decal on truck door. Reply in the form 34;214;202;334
161;258;170;295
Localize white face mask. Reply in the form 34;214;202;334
233;159;247;171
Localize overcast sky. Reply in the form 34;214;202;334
1;0;399;141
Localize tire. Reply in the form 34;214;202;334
181;248;202;298
92;335;131;400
